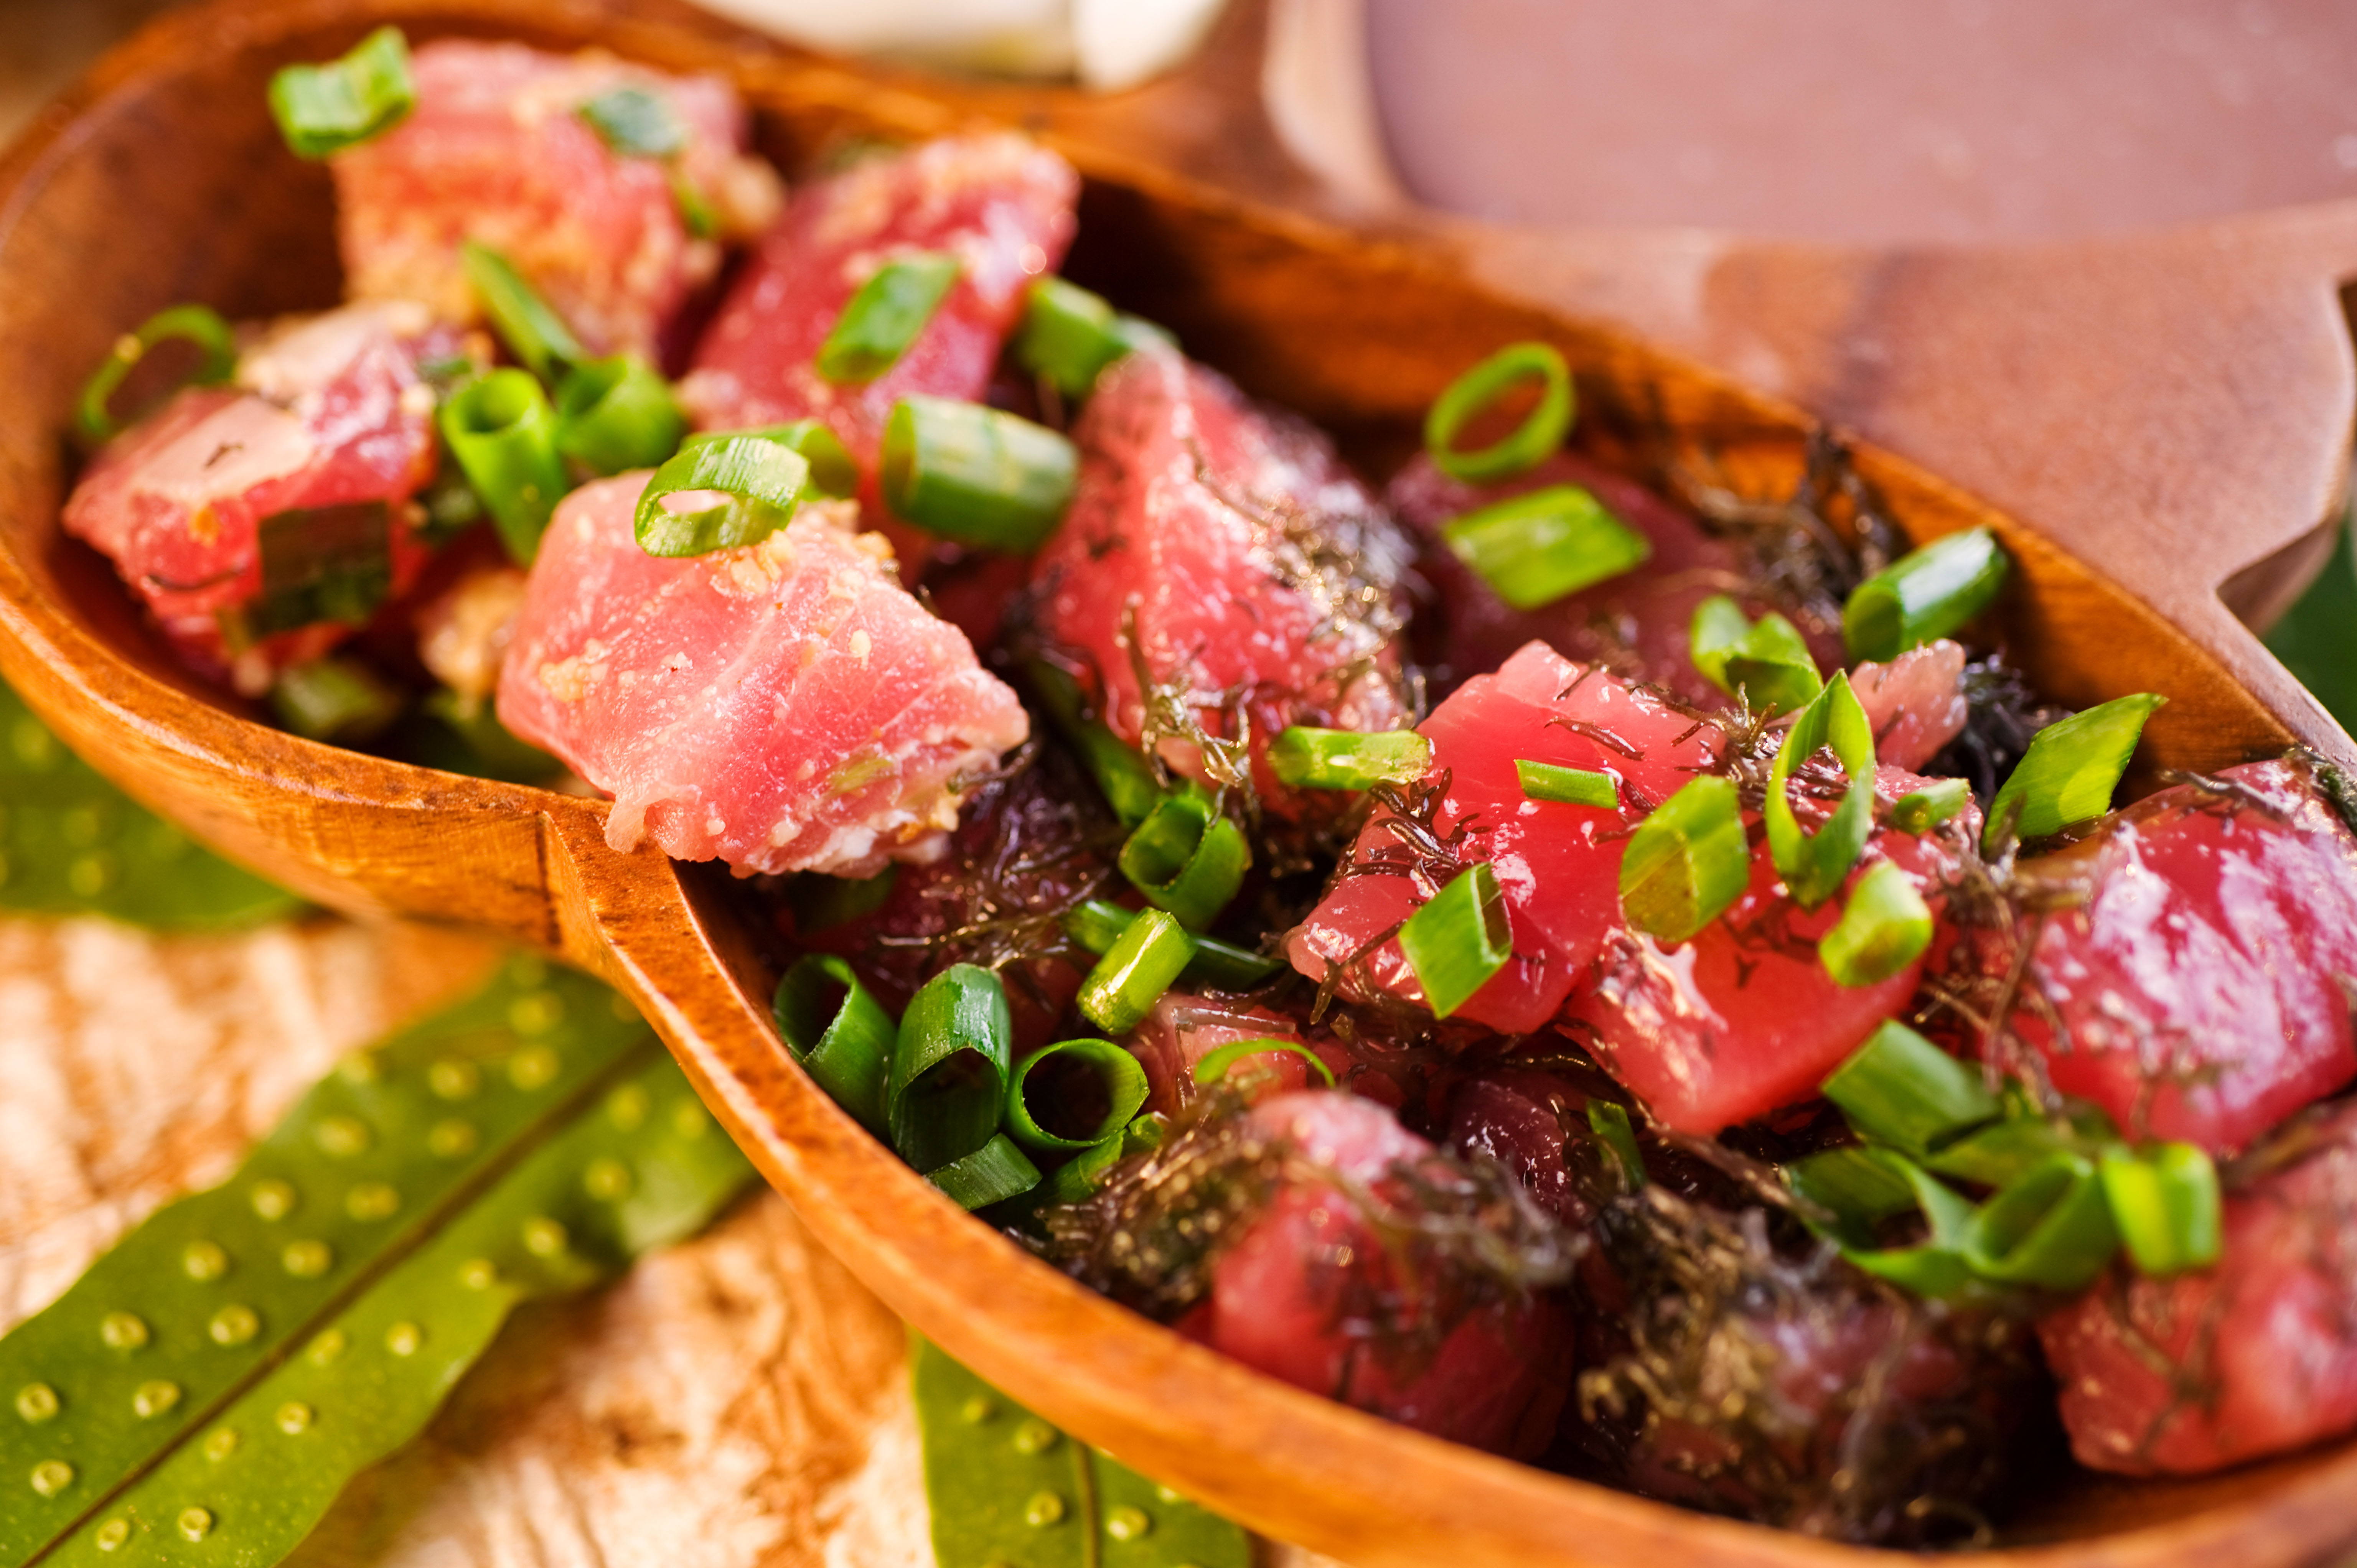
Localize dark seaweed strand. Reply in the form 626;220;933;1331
1925;655;2075;806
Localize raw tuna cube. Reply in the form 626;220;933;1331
1029;347;1413;817
2039;1099;2357;1474
1389;451;1841;705
495;476;1028;876
332;40;780;362
62;301;448;694
1849;639;1970;771
1983;757;2357;1153
679;134;1078;531
1126;992;1326;1118
1287;642;1722;1034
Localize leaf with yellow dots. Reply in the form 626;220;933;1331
912;1335;1250;1568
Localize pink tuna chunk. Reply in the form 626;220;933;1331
1288;642;1722;1034
1126;992;1326;1118
1982;757;2357;1154
1848;639;1970;770
332;40;779;362
1030;348;1413;819
2039;1099;2357;1475
61;301;447;694
1389;451;1841;705
495;476;1028;876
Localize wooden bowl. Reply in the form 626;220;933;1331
3;3;2355;1565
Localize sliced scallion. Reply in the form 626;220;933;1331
1398;861;1510;1019
1923;1115;2082;1189
439;369;570;565
1060;899;1281;992
1787;1145;1921;1233
1889;777;1972;835
1005;1038;1151;1153
553;355;686;476
1688;595;1823;716
2098;1143;2222;1276
773;955;897;1136
577;84;685;158
889;964;1015;1174
1025;660;1162;827
1440;485;1651;611
269;657;405;743
683;420;858;498
1015;277;1175;400
1821;1148;1987;1302
1765;672;1877;910
633;432;811;558
267;25;415;159
927;1133;1042;1210
240;499;394;638
1587;1101;1647;1191
1843;527;2011;664
1983;692;2166;852
1269;726;1431;791
1424;341;1574;483
1820;1020;2001;1159
76;304;238;444
1039;1114;1168;1206
1618;774;1749;944
1963;1150;2118;1290
1117;789;1250;931
1516;758;1618;809
1191;1038;1336;1091
881;396;1076;552
462;241;586;383
1077;909;1196;1035
817;253;962;384
1818;859;1935;987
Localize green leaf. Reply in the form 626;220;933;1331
911;1334;1249;1568
0;675;302;930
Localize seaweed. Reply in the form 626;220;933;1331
1924;654;2075;806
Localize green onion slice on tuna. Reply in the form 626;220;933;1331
1078;910;1196;1035
1025;661;1163;828
1688;595;1823;716
76;304;238;445
1270;727;1432;791
1118;789;1250;931
1888;777;1972;835
440;369;571;565
1192;1038;1337;1091
1618;774;1749;944
816;253;962;384
1820;1020;2001;1160
1005;1039;1152;1153
1587;1101;1647;1191
1015;277;1175;400
553;355;686;476
889;965;1015;1174
2098;1143;2223;1276
1765;672;1877;910
882;396;1078;553
773;954;898;1136
577;84;687;158
1061;899;1281;992
633;432;811;558
927;1134;1042;1211
1963;1150;2118;1291
1398;861;1510;1019
1842;527;2011;664
1983;692;2165;853
462;241;588;384
1818;860;1934;988
1516;758;1618;809
683;419;859;498
1424;341;1574;483
267;25;416;158
1441;485;1650;612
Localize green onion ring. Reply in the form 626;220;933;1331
816;253;962;385
76;305;239;445
881;395;1078;553
888;964;1015;1173
1191;1038;1336;1092
1117;789;1251;930
439;369;571;565
462;241;587;384
772;954;898;1136
267;25;416;159
1397;860;1511;1019
1516;758;1618;809
1423;341;1574;483
1004;1038;1152;1153
1618;774;1750;944
683;420;858;499
1820;1020;2001;1160
1077;909;1195;1035
1269;727;1432;791
1843;527;2011;664
1983;692;2166;853
1818;860;1935;988
633;433;811;558
1764;671;1877;911
926;1133;1042;1211
553;355;686;477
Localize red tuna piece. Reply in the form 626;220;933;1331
1193;1092;1572;1457
1126;992;1328;1118
496;477;1028;876
332;40;778;362
62;301;447;694
1849;639;1970;770
1287;642;1721;1034
1986;758;2357;1154
2039;1099;2357;1475
680;134;1078;534
1030;348;1413;817
1388;451;1841;705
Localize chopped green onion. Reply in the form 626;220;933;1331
773;955;897;1136
1815;1147;1987;1301
1061;899;1281;991
1025;661;1162;827
462;241;586;383
2098;1143;2222;1276
439;369;570;564
1039;1114;1169;1206
817;253;962;384
1424;341;1574;483
633;432;811;558
577;84;686;158
683;420;858;498
927;1133;1042;1210
1078;909;1196;1034
1843;527;2011;664
237;500;394;639
1191;1038;1336;1090
889;965;1015;1173
1586;1101;1646;1190
1062;898;1136;956
1889;777;1972;835
76;304;238;444
1924;1114;2084;1188
1516;758;1618;809
1014;277;1174;399
554;355;686;476
1398;861;1511;1018
1269;726;1432;791
1118;789;1250;930
1963;1150;2118;1290
1821;1020;2001;1158
269;657;404;743
668;164;720;238
1688;595;1823;716
1619;774;1750;944
788;865;898;932
881;395;1076;553
1818;859;1935;987
1983;692;2166;852
1440;485;1651;611
1005;1038;1151;1152
1788;1146;1921;1231
267;26;415;158
1764;671;1877;909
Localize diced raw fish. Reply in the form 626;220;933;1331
61;301;448;694
2039;1099;2357;1475
1287;643;1721;1034
332;40;779;361
1446;1069;1617;1227
496;476;1028;876
1126;992;1324;1118
1849;639;1970;770
1975;757;2357;1154
680;133;1078;537
1389;451;1841;705
1030;348;1413;817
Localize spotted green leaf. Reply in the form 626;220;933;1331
0;676;300;930
911;1334;1249;1568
